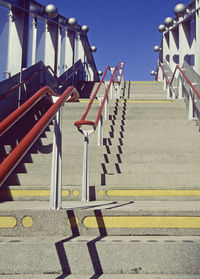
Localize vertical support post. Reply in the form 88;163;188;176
50;108;62;210
105;82;109;120
82;131;92;202
178;74;183;99
195;1;200;75
110;68;115;99
97;98;103;146
188;89;194;120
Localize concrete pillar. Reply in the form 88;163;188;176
0;7;10;81
65;30;74;70
169;27;179;73
44;21;58;73
179;19;191;67
163;32;170;65
195;0;200;74
7;9;24;77
27;16;37;67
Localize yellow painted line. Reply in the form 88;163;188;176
131;81;158;84
122;100;175;103
83;216;200;229
2;189;70;197
80;100;99;103
107;189;200;197
0;216;17;229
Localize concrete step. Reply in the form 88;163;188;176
0;235;200;275
0;275;199;279
2;185;200;202
1;200;200;236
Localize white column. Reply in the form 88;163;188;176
27;16;37;67
163;32;170;64
0;7;10;81
65;30;74;70
169;28;179;72
7;10;24;76
195;0;200;74
44;21;57;71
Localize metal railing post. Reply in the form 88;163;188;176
188;88;194;120
82;130;93;202
110;68;115;99
105;82;109;120
50;108;62;210
97;98;103;146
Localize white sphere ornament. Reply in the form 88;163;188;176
81;25;89;33
150;70;156;76
154;45;161;52
164;17;173;27
158;24;165;33
45;4;58;18
174;3;186;17
68;17;77;26
98;71;103;76
91;46;97;52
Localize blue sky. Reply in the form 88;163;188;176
39;0;189;81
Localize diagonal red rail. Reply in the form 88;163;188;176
0;86;78;187
74;64;120;129
159;61;200;99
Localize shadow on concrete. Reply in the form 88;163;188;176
55;209;108;278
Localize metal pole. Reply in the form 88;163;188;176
97;98;103;146
50;109;62;210
188;88;194;120
104;82;109;120
82;131;90;202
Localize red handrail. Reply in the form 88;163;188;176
0;86;78;186
118;62;125;85
158;61;171;85
172;65;200;99
0;66;61;101
74;65;119;129
79;65;111;122
159;61;200;99
0;62;83;101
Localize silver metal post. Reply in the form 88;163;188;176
97;98;103;146
104;82;109;120
82;131;91;202
50;109;62;210
189;88;194;120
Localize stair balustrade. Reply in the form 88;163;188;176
159;60;200;121
74;62;125;202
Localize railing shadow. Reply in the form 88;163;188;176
55;209;108;279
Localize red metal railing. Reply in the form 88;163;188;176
0;86;78;186
0;63;83;101
74;65;119;129
159;61;200;99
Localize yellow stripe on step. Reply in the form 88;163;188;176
83;216;200;229
2;189;70;197
0;216;17;228
123;100;175;103
107;189;200;197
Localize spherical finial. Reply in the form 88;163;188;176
174;3;186;17
45;4;58;18
154;45;161;52
81;25;89;33
150;70;156;76
164;17;173;27
98;70;103;76
91;46;97;52
158;24;165;33
68;17;77;26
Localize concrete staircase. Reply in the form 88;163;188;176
1;81;200;278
